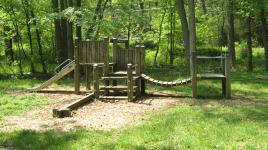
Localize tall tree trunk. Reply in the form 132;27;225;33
30;7;47;73
176;0;190;69
154;9;167;65
60;0;68;61
22;0;36;73
260;8;268;71
200;0;207;14
67;0;74;60
189;0;197;98
3;26;14;65
76;0;82;39
246;16;253;72
227;0;236;66
94;0;109;39
86;0;103;39
169;6;175;65
52;0;62;62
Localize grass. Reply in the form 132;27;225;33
1;104;268;149
0;70;268;149
0;79;49;124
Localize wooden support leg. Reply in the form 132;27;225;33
93;64;100;99
141;79;146;95
86;66;93;90
127;64;134;102
222;78;226;96
74;64;80;94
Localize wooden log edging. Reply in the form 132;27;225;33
53;93;95;118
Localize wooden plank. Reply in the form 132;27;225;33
53;93;94;118
197;74;226;80
99;96;128;100
85;39;90;63
197;56;224;59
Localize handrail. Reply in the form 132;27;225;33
54;59;72;73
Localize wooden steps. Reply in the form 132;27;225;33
99;96;136;100
101;76;140;80
100;85;137;90
111;71;136;76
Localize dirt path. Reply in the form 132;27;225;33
1;91;267;132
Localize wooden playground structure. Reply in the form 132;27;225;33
32;37;231;118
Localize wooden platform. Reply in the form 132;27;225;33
196;74;226;80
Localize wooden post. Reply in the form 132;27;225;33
225;52;231;99
140;46;146;95
189;0;197;98
74;37;80;94
127;64;134;102
191;51;197;98
135;46;141;96
93;64;100;99
222;53;226;96
112;38;118;86
85;39;92;90
112;38;118;70
103;37;110;95
86;66;92;90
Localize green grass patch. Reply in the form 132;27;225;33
0;79;49;124
1;104;268;149
0;68;268;149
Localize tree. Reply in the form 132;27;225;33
246;16;253;72
260;7;268;71
176;0;190;69
227;0;236;66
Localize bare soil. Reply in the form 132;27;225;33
1;90;266;132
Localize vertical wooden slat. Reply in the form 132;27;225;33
82;41;87;63
112;38;118;70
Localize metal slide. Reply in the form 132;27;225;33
32;60;76;91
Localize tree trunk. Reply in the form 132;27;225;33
188;0;197;98
67;0;74;60
60;0;68;61
86;0;103;39
227;0;236;66
200;0;207;14
3;26;14;65
76;0;82;39
169;7;175;65
260;8;268;71
30;8;47;73
52;0;62;62
154;9;167;65
22;0;36;73
246;16;253;72
176;0;190;69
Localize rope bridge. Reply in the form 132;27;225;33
141;74;191;86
